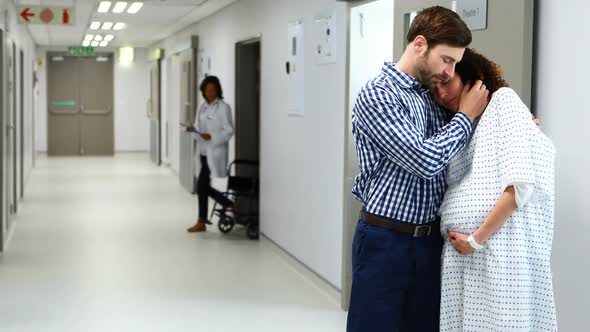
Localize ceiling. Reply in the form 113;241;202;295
15;0;238;48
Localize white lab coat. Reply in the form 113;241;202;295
192;99;234;178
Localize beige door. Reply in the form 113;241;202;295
48;55;81;155
47;54;114;156
5;38;17;230
79;56;114;155
148;60;161;165
178;47;197;193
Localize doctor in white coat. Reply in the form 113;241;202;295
187;76;235;233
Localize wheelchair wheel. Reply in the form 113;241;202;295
247;223;259;240
218;215;234;233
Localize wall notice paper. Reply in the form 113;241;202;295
314;13;336;65
287;20;305;116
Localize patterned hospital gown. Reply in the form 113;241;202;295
439;88;558;331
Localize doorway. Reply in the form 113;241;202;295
234;38;261;219
235;38;261;164
47;53;114;156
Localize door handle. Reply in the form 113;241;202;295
81;106;112;115
147;99;152;118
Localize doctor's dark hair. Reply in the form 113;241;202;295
407;6;472;49
455;48;508;94
200;75;224;100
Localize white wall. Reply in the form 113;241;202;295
535;1;590;330
155;0;348;288
0;1;37;193
34;48;151;152
114;48;150;151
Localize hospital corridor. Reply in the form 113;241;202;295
0;0;587;331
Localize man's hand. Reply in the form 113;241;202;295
448;231;474;256
200;133;212;141
459;80;489;122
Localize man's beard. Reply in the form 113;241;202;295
416;53;448;88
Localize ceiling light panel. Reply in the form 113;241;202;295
102;22;113;30
113;22;126;30
90;22;101;30
113;2;128;13
98;1;112;13
127;2;143;14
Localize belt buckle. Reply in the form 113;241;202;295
413;225;431;237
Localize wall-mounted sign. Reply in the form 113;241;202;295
314;13;337;65
68;47;95;57
17;6;75;25
454;0;487;31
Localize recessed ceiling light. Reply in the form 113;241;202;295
100;41;109;47
113;2;128;14
85;34;94;41
102;22;113;30
104;35;115;41
127;2;143;14
82;40;91;47
91;41;99;47
98;1;112;13
90;22;101;30
119;46;134;64
113;22;126;30
94;35;103;41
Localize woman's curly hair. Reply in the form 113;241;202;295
455;48;509;94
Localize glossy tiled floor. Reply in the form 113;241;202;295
0;154;346;332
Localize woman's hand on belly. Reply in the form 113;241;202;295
448;231;474;256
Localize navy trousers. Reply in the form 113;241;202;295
346;219;443;332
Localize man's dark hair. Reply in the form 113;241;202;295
407;6;472;49
199;75;224;100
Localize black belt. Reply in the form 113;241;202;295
360;211;439;238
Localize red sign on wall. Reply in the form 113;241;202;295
17;6;75;25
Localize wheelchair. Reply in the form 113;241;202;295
210;160;259;239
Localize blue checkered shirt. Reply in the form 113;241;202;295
352;62;473;224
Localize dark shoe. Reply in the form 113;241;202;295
187;221;206;233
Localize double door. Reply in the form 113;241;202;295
47;54;114;156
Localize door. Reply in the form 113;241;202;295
6;38;16;228
394;0;535;107
342;0;394;310
0;29;5;250
178;39;198;193
148;60;161;165
47;55;81;155
19;50;24;199
47;54;114;155
79;56;114;155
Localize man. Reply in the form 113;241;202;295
347;6;489;332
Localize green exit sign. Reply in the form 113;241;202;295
68;47;95;57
